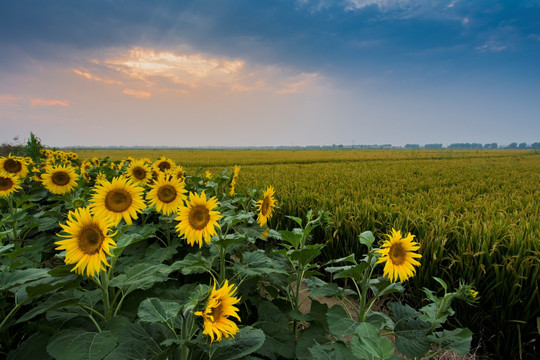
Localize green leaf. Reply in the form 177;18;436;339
170;253;212;275
330;263;368;281
359;231;375;248
0;268;50;291
113;224;156;255
104;321;168;360
16;289;84;324
109;263;172;293
368;277;404;297
323;253;356;265
305;277;340;298
428;328;473;355
308;342;354;360
254;301;295;359
290;244;324;267
286;215;303;227
393;316;431;358
233;250;288;278
365;311;395;330
7;332;52;360
138;298;181;325
279;230;302;248
207;327;265;360
327;305;357;338
351;323;395;360
47;329;117;360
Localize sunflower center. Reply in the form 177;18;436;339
4;159;22;173
52;171;71;186
389;243;406;266
157;185;177;203
189;205;211;230
261;196;271;216
78;225;104;255
105;189;133;213
0;177;14;190
132;167;147;180
210;301;223;323
158;161;171;171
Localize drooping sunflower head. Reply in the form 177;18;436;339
0;154;29;178
0;173;22;197
89;176;147;226
195;280;241;343
375;228;422;283
126;160;152;186
174;191;221;248
153;156;175;173
91;157;100;166
256;186;276;227
41;164;79;194
55;207;116;277
146;173;187;216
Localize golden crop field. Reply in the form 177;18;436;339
77;148;540;357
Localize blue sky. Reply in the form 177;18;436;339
1;0;539;147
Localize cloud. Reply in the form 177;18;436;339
275;73;319;94
30;98;69;107
104;48;245;87
345;0;411;11
0;94;22;103
122;89;151;98
73;46;319;96
73;69;123;85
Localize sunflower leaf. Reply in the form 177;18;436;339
138;297;181;325
47;329;117;360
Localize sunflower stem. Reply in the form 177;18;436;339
6;195;19;246
99;271;112;324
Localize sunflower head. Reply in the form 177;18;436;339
153;156;175;173
0;154;29;178
256;186;276;227
55;207;117;277
194;280;241;343
146;173;187;215
375;228;422;283
229;165;240;196
174;191;221;248
0;173;22;197
41;164;79;194
89;176;147;226
126;160;152;186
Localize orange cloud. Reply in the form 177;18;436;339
30;98;69;107
275;73;319;94
0;94;22;103
73;69;123;85
105;48;244;85
122;89;151;98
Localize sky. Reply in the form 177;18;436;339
1;0;539;148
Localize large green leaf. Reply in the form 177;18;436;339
308;342;354;360
47;329;117;360
254;301;295;360
233;250;288;278
170;253;213;275
7;332;52;360
393;316;431;358
0;268;50;291
327;305;358;338
305;277;341;298
108;263;172;293
104;321;169;360
428;328;473;355
207;327;265;360
351;323;395;360
16;289;84;324
138;297;181;325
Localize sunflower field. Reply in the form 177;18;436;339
0;139;537;359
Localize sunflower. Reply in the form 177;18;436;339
195;280;241;343
41;164;79;194
0;174;22;197
146;173;187;215
375;228;422;283
0;154;29;178
89;176;146;226
55;207;116;277
126;160;152;186
153;156;175;173
256;186;276;227
229;165;240;196
91;157;100;166
171;165;186;182
174;191;221;248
